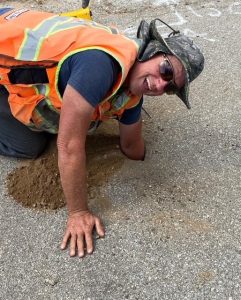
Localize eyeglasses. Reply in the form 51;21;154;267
160;54;180;95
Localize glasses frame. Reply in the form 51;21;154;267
161;54;180;95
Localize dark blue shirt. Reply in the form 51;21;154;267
58;50;142;124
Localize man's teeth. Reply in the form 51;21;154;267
146;78;151;90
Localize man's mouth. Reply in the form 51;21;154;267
144;77;151;91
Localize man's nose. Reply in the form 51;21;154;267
155;77;168;93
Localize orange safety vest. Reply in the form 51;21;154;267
0;8;142;133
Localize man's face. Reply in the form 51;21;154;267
126;53;185;97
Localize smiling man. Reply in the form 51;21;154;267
0;9;204;258
126;53;185;97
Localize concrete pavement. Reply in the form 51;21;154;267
1;1;241;299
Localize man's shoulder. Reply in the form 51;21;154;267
68;49;119;68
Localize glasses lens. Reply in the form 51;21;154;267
160;59;173;82
164;81;179;95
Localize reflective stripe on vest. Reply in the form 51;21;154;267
17;16;119;61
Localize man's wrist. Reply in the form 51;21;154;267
68;209;89;217
119;142;146;161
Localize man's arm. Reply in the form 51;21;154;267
57;84;105;257
119;118;145;160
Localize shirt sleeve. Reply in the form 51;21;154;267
58;49;143;125
119;97;143;125
58;50;120;107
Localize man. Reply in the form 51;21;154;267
0;7;204;257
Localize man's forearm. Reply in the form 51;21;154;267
58;146;105;257
58;149;88;214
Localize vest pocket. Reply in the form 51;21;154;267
7;91;60;134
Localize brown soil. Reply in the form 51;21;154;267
7;121;125;211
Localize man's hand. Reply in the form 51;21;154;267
61;210;105;257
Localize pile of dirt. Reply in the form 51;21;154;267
7;149;63;210
7;126;125;211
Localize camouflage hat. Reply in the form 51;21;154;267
137;19;205;109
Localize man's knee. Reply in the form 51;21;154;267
19;135;48;158
0;85;50;159
0;134;48;159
